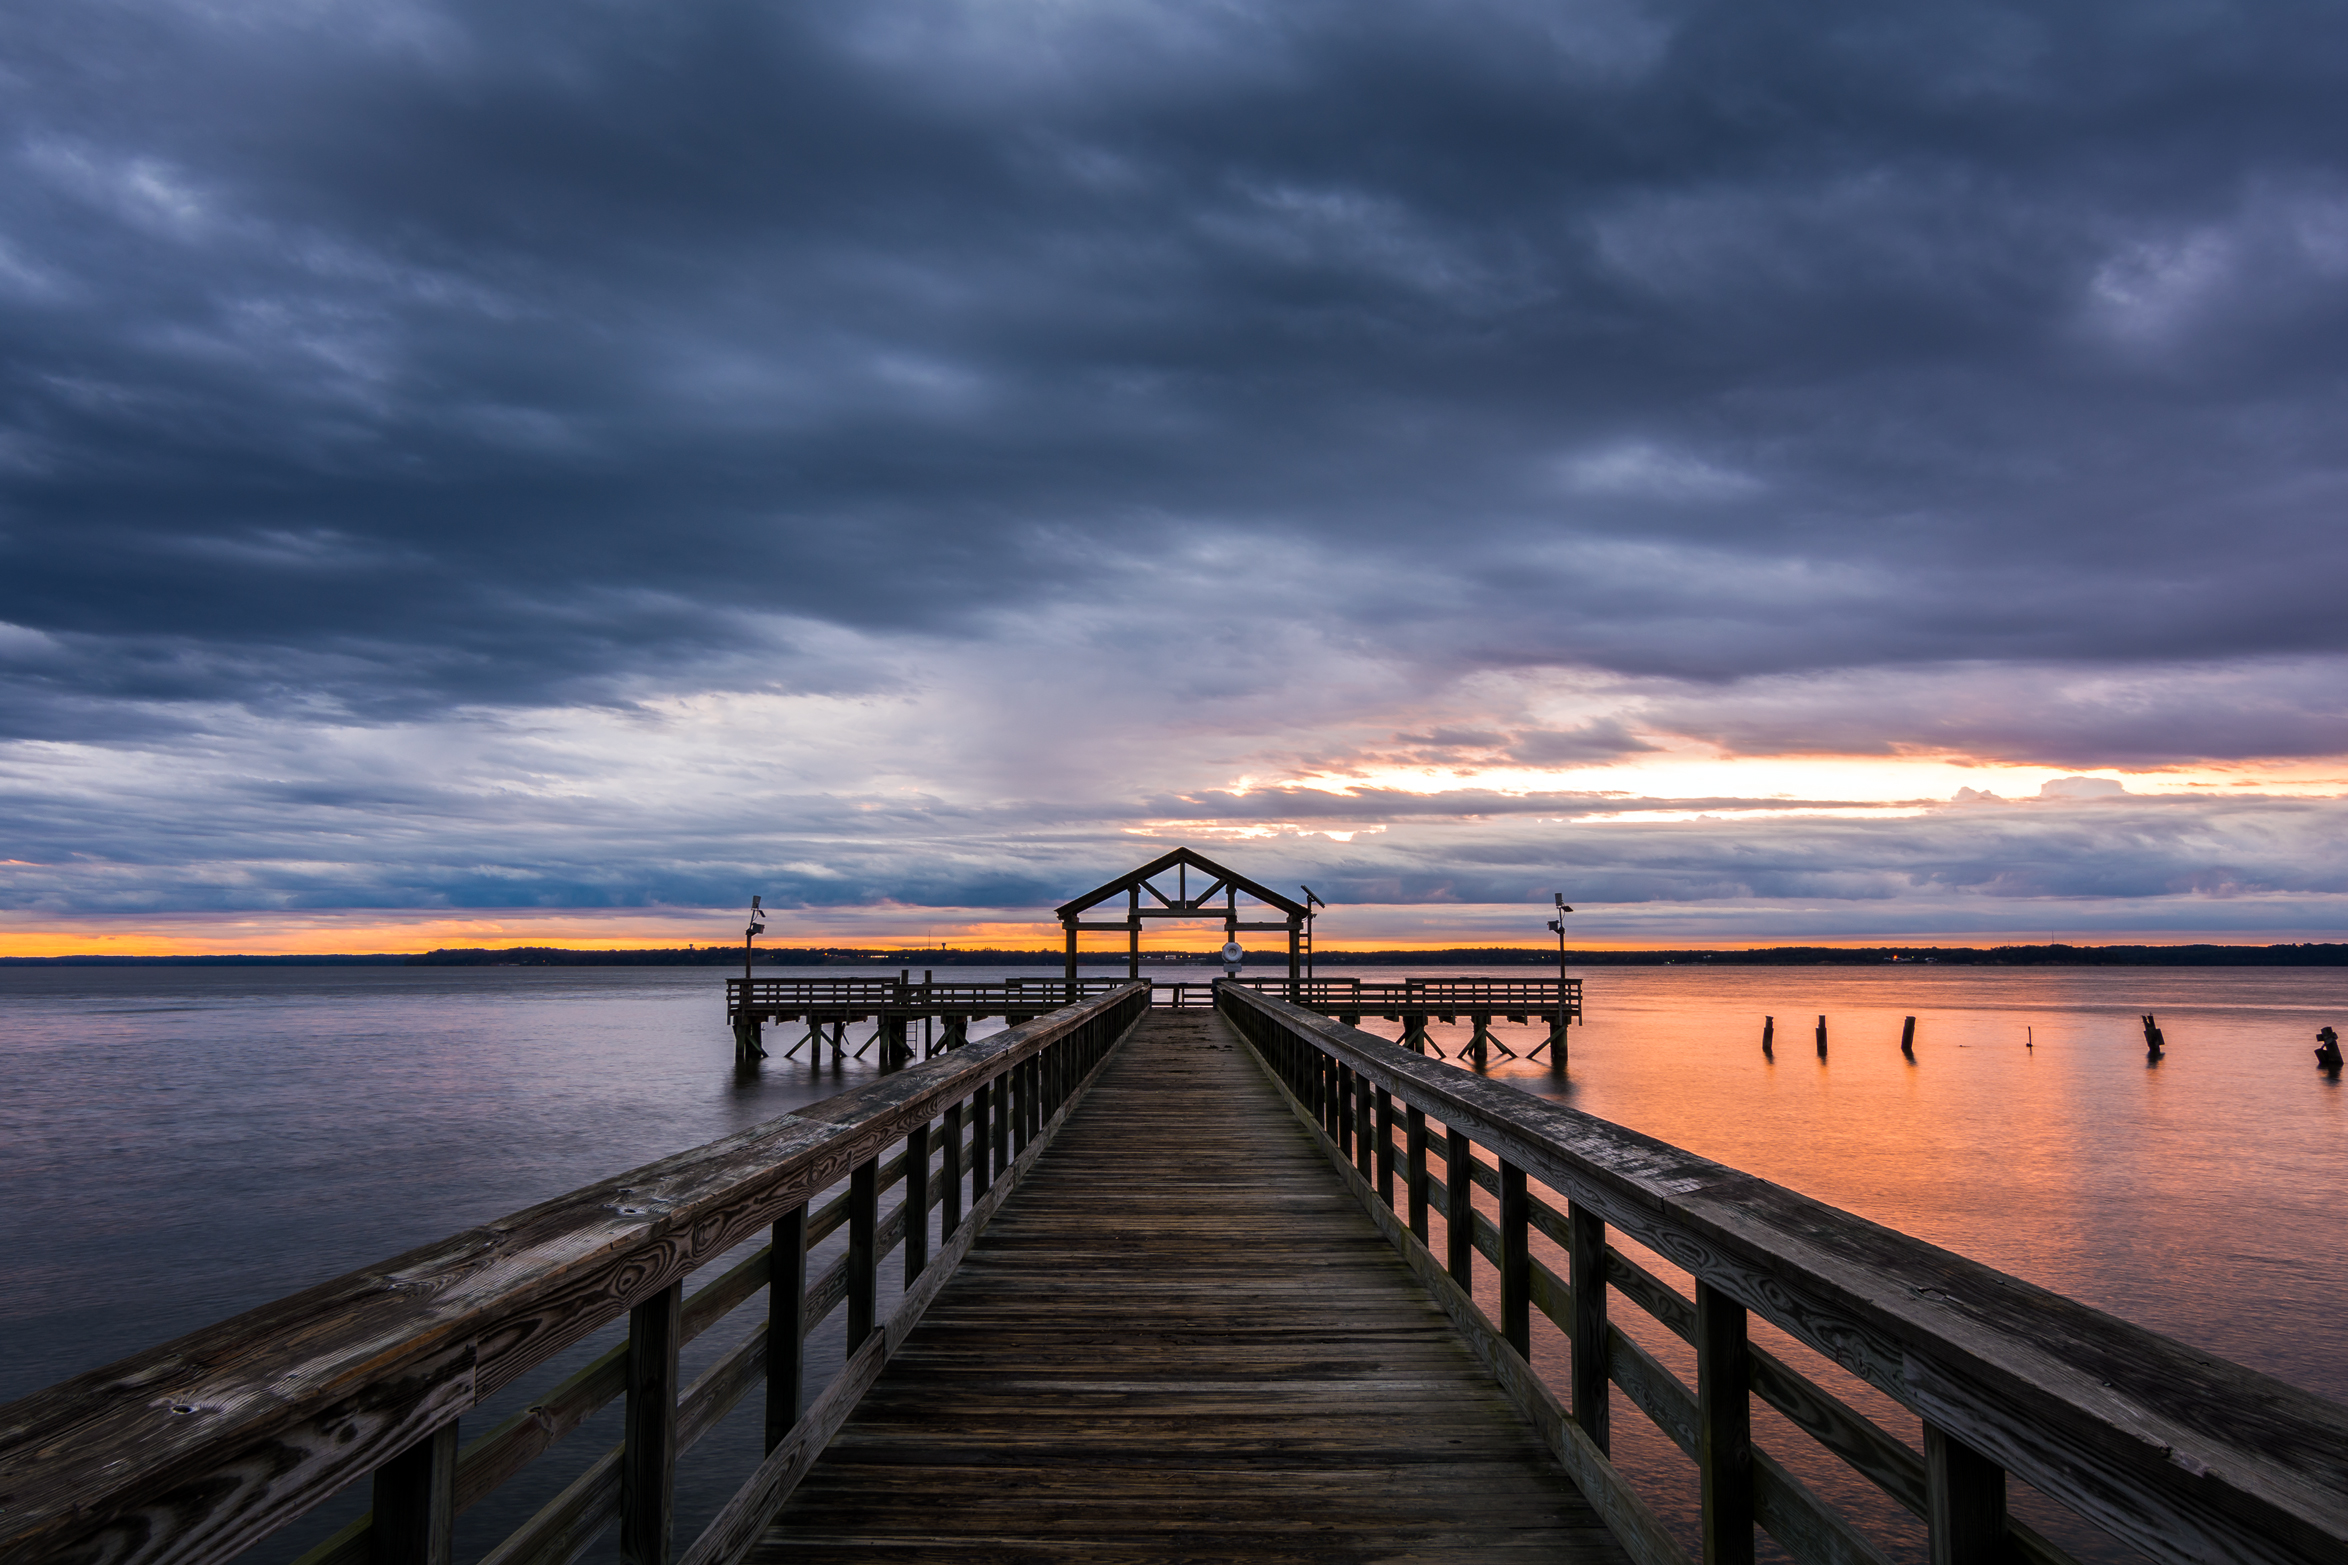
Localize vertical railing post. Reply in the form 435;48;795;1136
1568;1205;1610;1452
847;1158;879;1349
904;1120;930;1284
1374;1088;1395;1206
970;1088;992;1200
621;1280;682;1565
1499;1159;1530;1357
1014;1057;1032;1156
371;1421;458;1565
1445;1128;1474;1292
942;1100;965;1235
1336;1065;1355;1158
1925;1424;2008;1565
1406;1106;1429;1243
1354;1076;1374;1180
765;1205;807;1452
1696;1282;1754;1565
992;1070;1011;1178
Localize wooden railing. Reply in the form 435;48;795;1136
1217;984;2348;1565
0;983;1151;1565
725;975;1131;1018
1156;975;1583;1018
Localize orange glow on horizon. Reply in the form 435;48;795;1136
0;909;2327;961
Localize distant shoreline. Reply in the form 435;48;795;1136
7;942;2348;967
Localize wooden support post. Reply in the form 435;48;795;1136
1470;1015;1490;1069
1063;919;1077;982
939;1107;957;1238
1816;1014;1828;1059
1374;1089;1395;1206
904;1120;929;1286
1902;1015;1917;1059
1355;1075;1374;1181
1335;1065;1354;1158
1287;917;1300;990
969;1089;991;1200
846;1158;878;1350
765;1206;806;1452
1499;1159;1530;1358
992;1072;1011;1178
1402;1011;1434;1056
1925;1423;2008;1565
371;1421;457;1565
621;1280;682;1565
1569;1205;1609;1453
1406;1106;1430;1243
1762;1016;1774;1058
1445;1128;1474;1294
1696;1281;1754;1565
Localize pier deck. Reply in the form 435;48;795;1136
756;1009;1626;1563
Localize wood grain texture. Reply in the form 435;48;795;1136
753;1009;1632;1565
0;987;1149;1565
1217;985;2348;1565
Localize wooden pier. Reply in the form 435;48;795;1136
758;1008;1624;1562
8;982;2348;1565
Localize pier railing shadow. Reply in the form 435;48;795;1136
0;983;1151;1565
1218;982;2348;1565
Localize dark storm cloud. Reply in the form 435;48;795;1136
7;0;2348;747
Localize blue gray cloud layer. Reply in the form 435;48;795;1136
4;0;2348;927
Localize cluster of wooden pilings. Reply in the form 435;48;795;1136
726;975;1131;1066
1144;977;1584;1067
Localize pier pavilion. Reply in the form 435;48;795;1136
6;864;2345;1565
725;847;1581;1068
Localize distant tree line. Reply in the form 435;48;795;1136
9;942;2346;968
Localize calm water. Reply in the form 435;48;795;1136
4;962;2345;1561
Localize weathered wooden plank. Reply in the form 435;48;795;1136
755;1010;1637;1565
0;986;1150;1565
683;1009;1130;1565
1229;1023;1685;1565
1218;986;2348;1565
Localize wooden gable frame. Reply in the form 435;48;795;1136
1054;846;1310;980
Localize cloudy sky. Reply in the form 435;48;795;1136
6;0;2348;954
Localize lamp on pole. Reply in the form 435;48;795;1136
1545;892;1573;988
744;895;766;982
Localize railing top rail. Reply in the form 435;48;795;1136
1218;984;2348;1565
0;983;1150;1565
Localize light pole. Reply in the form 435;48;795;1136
1544;891;1573;987
1543;893;1574;1069
744;895;766;982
